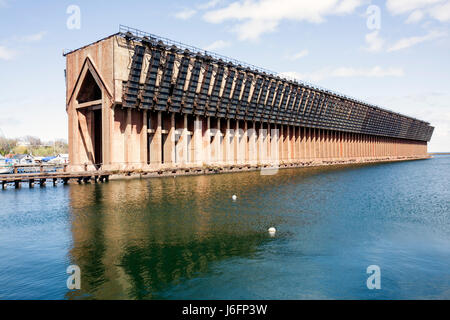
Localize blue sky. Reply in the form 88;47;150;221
0;0;449;151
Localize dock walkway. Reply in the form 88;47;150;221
0;164;111;189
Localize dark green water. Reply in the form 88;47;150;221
1;156;449;299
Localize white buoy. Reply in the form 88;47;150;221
268;227;276;234
232;195;237;201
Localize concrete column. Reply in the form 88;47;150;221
305;127;310;160
102;96;112;167
150;112;162;166
288;125;293;162
181;114;188;164
202;117;211;165
328;130;332;160
254;121;261;164
335;130;338;159
163;112;175;165
243;121;249;164
259;123;265;164
141;110;148;165
293;126;297;161
211;118;220;163
252;121;260;164
342;132;346;158
331;130;335;160
350;133;356;158
326;130;333;160
234;120;240;164
300;127;305;160
295;126;300;161
223;119;230;164
267;123;271;162
322;129;326;159
312;128;317;159
192;116;202;165
329;130;333;160
356;133;359;158
319;128;323;159
326;130;330;160
279;125;284;163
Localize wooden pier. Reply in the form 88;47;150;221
0;164;111;190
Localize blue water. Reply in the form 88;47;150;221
0;156;449;299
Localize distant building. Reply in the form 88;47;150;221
12;154;34;165
17;140;31;147
48;154;69;164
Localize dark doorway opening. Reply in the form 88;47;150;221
93;109;102;168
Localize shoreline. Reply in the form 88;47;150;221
0;156;433;189
107;156;433;181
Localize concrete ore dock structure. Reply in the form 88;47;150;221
64;26;434;176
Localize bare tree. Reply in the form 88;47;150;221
23;136;42;146
0;137;17;155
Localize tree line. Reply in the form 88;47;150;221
0;136;68;157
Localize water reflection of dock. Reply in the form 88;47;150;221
0;164;111;189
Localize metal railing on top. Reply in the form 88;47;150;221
117;25;428;124
64;25;429;124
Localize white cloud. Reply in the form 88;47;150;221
364;30;385;52
287;49;309;60
279;66;404;82
386;0;445;15
0;46;16;60
428;1;450;21
203;39;231;51
198;0;222;10
387;0;450;22
15;31;46;43
405;10;425;23
174;9;197;20
203;0;367;41
174;1;224;20
387;30;446;52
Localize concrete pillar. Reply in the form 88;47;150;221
102;97;112;167
331;130;336;160
150;111;162;166
267;123;271;162
211;118;220;163
243;121;249;164
305;127;310;160
254;121;259;164
288;125;293;162
262;123;269;164
180;114;188;164
294;126;300;161
234;120;241;164
203;117;211;165
192;116;203;165
140;110;148;166
223;119;231;164
326;130;331;160
343;132;347;158
291;126;299;162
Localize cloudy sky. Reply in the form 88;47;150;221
0;0;449;151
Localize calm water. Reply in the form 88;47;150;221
0;156;449;300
